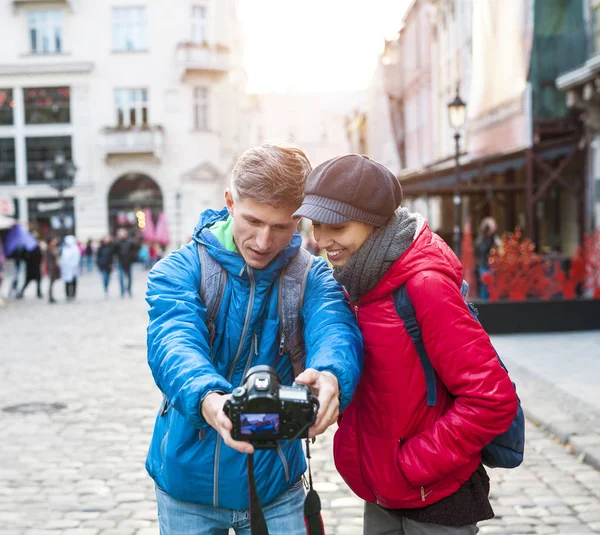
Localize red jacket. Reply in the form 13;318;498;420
333;222;518;509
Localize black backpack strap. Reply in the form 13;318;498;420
392;285;437;407
197;242;228;349
277;247;314;378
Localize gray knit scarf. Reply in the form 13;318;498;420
333;208;418;302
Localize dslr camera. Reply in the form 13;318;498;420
223;365;319;449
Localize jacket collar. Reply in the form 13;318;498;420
359;222;463;304
192;207;302;282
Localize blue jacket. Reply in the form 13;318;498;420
145;208;363;509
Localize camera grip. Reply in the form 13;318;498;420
223;399;231;419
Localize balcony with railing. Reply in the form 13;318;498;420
102;126;164;160
176;42;231;78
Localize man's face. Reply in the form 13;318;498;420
225;190;299;270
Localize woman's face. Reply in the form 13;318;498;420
312;221;374;267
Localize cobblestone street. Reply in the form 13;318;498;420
1;268;600;535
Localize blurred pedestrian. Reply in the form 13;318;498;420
96;235;114;297
156;244;165;263
149;242;158;267
60;235;81;302
39;239;48;278
8;245;24;299
84;239;94;273
46;237;61;304
475;217;501;300
114;228;136;297
138;242;151;269
77;240;86;274
17;244;42;299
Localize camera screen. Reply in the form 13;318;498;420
240;413;279;436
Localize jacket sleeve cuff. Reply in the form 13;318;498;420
192;380;231;429
311;364;352;411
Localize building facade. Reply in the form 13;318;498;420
360;0;588;257
557;0;600;232
245;92;362;168
398;0;435;170
430;0;473;163
0;0;248;245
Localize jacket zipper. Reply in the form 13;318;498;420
213;265;255;508
276;442;290;481
159;395;170;416
241;332;259;382
159;430;169;471
226;266;255;383
421;487;433;502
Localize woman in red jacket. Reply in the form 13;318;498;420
293;154;519;535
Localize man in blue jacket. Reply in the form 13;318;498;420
146;144;363;534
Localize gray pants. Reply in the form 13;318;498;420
364;502;479;535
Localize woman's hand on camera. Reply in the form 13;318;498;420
201;392;255;454
294;368;340;438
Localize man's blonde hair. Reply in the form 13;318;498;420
231;143;312;208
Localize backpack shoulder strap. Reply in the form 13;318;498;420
197;242;228;346
392;284;437;407
277;248;314;378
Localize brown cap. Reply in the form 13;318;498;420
293;154;402;226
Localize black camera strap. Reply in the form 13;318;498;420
303;438;325;535
247;454;269;535
246;440;324;535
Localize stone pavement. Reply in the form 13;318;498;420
1;268;600;535
493;334;600;470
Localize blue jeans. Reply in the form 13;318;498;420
155;479;306;535
100;270;111;294
118;262;132;296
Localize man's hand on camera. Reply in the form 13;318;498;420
294;368;340;438
201;392;254;454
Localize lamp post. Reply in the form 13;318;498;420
447;89;467;257
43;152;77;238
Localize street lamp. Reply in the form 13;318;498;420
447;89;467;257
43;152;77;238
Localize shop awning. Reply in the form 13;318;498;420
399;139;578;196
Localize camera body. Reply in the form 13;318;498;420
223;365;318;449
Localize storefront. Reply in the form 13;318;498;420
108;173;163;237
399;135;585;257
27;196;75;241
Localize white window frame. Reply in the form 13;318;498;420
193;87;209;130
29;10;63;54
111;7;147;52
191;5;208;44
115;88;148;128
